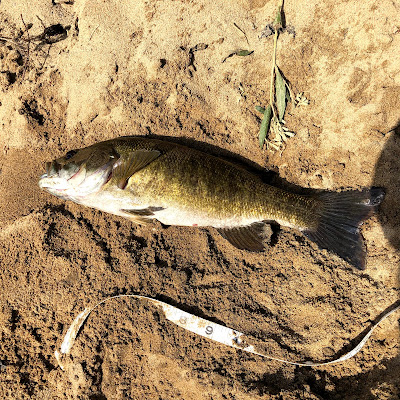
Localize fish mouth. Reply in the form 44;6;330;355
38;175;69;190
38;161;68;190
39;172;48;181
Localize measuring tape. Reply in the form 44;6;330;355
54;294;400;369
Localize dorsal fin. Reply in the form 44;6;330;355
113;150;161;189
217;222;272;252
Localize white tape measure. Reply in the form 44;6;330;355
54;294;400;369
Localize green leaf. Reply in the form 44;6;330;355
275;67;287;122
273;6;283;29
222;50;254;62
285;87;292;103
259;105;272;149
236;49;254;56
274;10;282;27
255;105;266;114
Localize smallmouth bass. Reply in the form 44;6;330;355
38;136;384;269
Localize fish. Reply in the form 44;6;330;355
38;136;384;269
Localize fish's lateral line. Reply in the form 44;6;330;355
54;293;400;369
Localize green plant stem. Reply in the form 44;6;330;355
269;30;278;117
269;0;283;117
276;0;284;17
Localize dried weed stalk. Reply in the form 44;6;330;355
258;0;309;151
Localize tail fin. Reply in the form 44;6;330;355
303;188;384;270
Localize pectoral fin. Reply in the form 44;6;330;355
124;215;152;225
122;206;164;216
121;206;164;225
217;222;272;252
114;150;161;189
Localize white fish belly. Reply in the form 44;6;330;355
153;207;260;228
79;189;261;228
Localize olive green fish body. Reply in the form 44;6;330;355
39;136;384;269
86;137;317;229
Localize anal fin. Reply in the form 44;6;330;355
217;222;272;252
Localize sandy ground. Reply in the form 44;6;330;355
0;0;399;399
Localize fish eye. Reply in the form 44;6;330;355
65;150;77;160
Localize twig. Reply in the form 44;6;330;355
38;45;51;70
36;15;46;30
0;36;24;48
89;24;100;41
233;22;250;46
20;14;31;80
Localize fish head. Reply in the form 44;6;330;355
39;143;119;201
